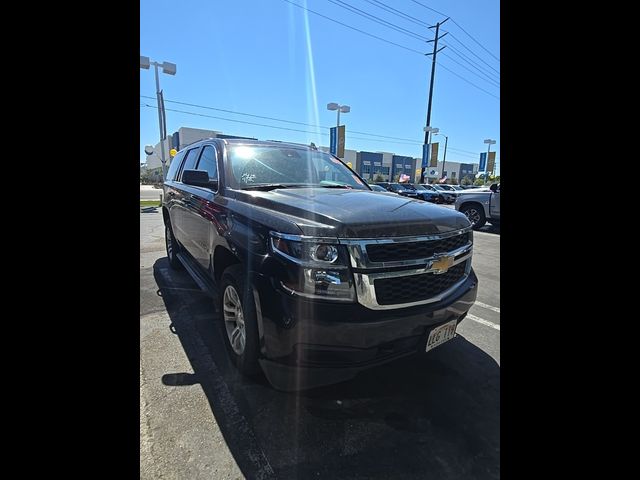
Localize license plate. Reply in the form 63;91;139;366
425;319;457;352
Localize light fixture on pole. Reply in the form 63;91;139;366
483;138;496;182
434;131;448;180
140;55;177;181
327;102;350;127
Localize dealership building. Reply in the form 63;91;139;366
145;126;478;183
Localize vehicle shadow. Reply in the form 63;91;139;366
153;258;500;480
477;224;500;235
140;206;159;213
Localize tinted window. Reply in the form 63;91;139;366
166;150;186;181
178;148;201;181
195;145;218;181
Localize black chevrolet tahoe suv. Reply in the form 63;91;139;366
162;138;478;390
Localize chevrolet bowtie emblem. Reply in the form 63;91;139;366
430;255;454;274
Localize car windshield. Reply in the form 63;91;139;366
226;145;368;190
413;184;427;190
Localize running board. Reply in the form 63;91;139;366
176;252;218;298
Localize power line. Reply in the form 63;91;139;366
445;32;500;75
436;62;500;100
141;103;417;146
440;52;500;88
327;0;499;89
143;94;493;157
281;0;499;101
408;0;499;63
326;0;428;42
141;102;485;160
363;0;499;80
441;41;500;81
281;0;425;55
450;18;500;62
362;0;430;28
141;94;420;142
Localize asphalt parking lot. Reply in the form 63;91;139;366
140;206;500;479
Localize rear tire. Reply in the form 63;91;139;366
460;204;486;229
165;224;183;270
219;265;260;375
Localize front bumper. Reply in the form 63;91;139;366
252;269;478;390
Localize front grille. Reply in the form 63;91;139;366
374;262;467;305
366;233;469;263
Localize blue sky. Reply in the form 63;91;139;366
140;0;499;173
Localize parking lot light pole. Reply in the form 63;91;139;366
140;56;177;181
422;126;438;183
434;132;448;180
483;139;496;183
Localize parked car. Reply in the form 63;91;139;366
431;184;458;203
162;139;478;390
455;183;500;229
384;182;420;198
404;183;444;204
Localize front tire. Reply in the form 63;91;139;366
219;265;260;375
460;204;486;229
165;224;183;270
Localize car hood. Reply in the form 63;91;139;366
235;188;470;238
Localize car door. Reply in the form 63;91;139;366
173;146;202;249
184;144;220;271
490;186;500;219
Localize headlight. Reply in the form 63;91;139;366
270;234;348;266
270;232;355;301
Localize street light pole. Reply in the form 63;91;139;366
152;63;168;181
141;56;177;181
483;138;496;184
327;102;350;158
435;132;448;181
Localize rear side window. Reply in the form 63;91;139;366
166;150;186;181
178;148;201;181
195;145;218;181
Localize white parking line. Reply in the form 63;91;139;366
474;301;500;313
466;313;500;331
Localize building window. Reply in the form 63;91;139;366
451;171;456;178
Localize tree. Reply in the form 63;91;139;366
373;172;385;182
450;178;459;185
461;175;473;186
473;178;485;186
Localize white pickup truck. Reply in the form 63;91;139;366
454;183;500;229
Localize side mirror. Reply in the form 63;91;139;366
490;183;498;192
182;169;218;190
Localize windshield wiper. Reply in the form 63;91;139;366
240;183;314;191
318;183;353;189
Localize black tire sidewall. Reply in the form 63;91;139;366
219;265;260;375
462;204;486;230
165;224;183;269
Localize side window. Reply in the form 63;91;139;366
195;145;218;181
178;148;201;181
166;150;186;181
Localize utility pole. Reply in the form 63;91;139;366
419;18;449;184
